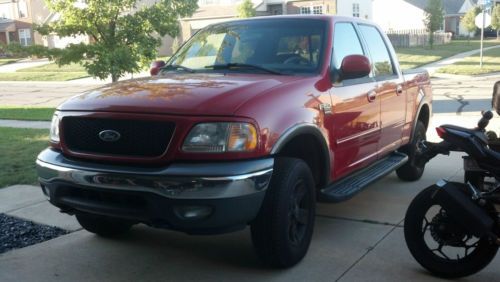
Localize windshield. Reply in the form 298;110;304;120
168;19;327;75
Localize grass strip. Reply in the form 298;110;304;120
396;39;500;70
0;107;55;121
436;47;500;75
0;127;49;188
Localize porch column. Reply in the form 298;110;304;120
5;31;9;44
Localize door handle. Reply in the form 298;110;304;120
396;85;403;95
367;90;376;102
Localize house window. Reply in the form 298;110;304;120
18;29;31;46
300;6;311;14
313;5;323;14
300;5;322;14
18;0;28;18
353;3;360;17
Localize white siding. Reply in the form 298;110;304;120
373;0;426;31
43;34;89;49
0;3;13;19
337;0;373;19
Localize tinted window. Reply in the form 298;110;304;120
169;19;327;75
358;25;395;78
332;22;364;70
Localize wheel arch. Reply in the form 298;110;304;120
271;124;330;188
411;92;431;142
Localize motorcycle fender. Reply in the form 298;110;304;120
431;181;494;238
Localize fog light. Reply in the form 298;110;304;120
174;206;213;220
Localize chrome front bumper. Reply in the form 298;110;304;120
36;149;273;200
36;149;274;234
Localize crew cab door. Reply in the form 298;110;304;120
329;22;379;180
358;24;406;156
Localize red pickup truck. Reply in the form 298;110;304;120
36;15;432;267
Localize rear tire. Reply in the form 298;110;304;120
76;213;133;237
404;186;498;278
250;158;316;268
397;121;427;181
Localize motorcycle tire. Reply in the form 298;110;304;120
404;185;498;278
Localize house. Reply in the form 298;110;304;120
0;0;34;46
373;0;495;36
0;0;89;49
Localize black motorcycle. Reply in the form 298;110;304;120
404;109;500;278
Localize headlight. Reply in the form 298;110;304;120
182;122;257;153
50;114;60;142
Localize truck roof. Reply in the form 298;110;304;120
206;14;377;27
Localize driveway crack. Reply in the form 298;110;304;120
335;218;404;282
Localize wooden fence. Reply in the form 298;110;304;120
386;29;453;48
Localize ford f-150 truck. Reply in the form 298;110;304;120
36;15;432;268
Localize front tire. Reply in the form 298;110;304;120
250;158;316;268
76;213;133;237
404;186;498;278
397;120;427;181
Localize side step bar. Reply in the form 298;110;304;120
319;152;408;203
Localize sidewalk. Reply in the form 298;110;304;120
420;45;500;75
0;58;50;72
0;120;50;129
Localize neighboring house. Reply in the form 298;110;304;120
444;0;476;36
0;0;89;49
0;0;34;46
373;0;492;37
336;0;373;19
373;0;427;31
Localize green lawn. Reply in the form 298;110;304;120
0;62;89;81
0;107;55;121
436;47;500;75
0;127;49;188
396;40;500;70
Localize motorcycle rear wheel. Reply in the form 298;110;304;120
404;185;498;278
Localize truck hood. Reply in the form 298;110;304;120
58;73;299;116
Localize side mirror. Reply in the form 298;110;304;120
339;55;371;81
150;60;166;76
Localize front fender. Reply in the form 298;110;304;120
271;123;330;185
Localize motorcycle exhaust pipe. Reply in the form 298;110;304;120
431;181;496;241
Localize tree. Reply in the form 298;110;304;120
424;0;444;49
492;5;500;40
462;6;482;42
35;0;198;82
237;0;256;18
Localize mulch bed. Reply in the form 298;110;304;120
0;213;68;254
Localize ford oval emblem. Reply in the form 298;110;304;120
98;130;121;142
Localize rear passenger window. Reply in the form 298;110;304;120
332;22;364;70
358;25;396;79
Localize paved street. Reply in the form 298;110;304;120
0;73;500;281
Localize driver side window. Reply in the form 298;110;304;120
332;22;365;70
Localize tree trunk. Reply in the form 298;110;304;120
111;73;119;82
497;29;500;41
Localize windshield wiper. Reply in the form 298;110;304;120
204;63;283;75
160;64;195;73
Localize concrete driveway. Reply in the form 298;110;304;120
1;74;500;281
1;152;499;282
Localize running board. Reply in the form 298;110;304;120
319;152;408;203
